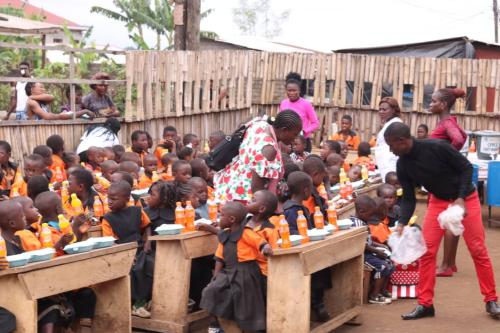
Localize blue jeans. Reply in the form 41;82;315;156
15;111;27;120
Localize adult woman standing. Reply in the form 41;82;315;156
279;75;319;152
82;72;120;118
214;110;302;203
429;88;467;277
374;97;403;180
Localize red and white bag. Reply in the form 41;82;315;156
388;262;419;300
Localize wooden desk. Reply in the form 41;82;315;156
0;243;136;333
87;225;103;238
267;227;368;333
132;231;218;333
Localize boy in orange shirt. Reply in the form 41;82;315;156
0;140;18;196
353;141;373;168
85;146;105;172
330;115;360;150
137;154;159;190
10;154;47;197
46;134;67;182
368;197;392;244
129;130;150;167
102;181;152;318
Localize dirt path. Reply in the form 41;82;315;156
335;205;500;333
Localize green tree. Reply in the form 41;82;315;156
233;0;289;38
91;0;216;50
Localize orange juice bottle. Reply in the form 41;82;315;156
128;196;135;206
97;176;111;190
339;183;347;199
175;202;186;227
166;164;173;177
102;196;110;213
208;200;218;222
93;196;104;218
327;203;337;227
61;181;69;204
54;167;64;183
297;210;309;244
203;141;210;153
361;165;369;181
278;215;291;248
185;201;195;232
339;168;347;184
469;139;476;153
313;206;325;229
0;231;6;258
152;171;160;182
58;214;76;243
70;193;84;215
40;223;53;248
346;181;353;197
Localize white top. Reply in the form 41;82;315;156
374;116;403;181
16;81;28;112
76;127;120;154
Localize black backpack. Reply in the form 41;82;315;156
205;124;247;172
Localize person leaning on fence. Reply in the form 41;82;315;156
82;72;120;118
24;82;93;121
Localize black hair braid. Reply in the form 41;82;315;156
149;181;177;209
268;109;302;130
175;182;193;203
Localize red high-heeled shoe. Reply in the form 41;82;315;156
451;265;458;273
436;268;454;277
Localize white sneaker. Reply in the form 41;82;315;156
132;305;151;318
208;327;224;333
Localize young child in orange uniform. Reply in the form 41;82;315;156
172;160;192;184
46;135;67;182
100;160;119;182
352;141;373;168
200;202;272;332
85;147;105;172
33;145;54;181
10;154;47;197
101;181;153;318
137;154;159;190
246;190;279;280
160;153;177;181
0;140;18;197
302;156;328;221
330;115;361;150
369;197;392;244
129;130;150;167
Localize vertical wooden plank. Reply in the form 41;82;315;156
125;52;135;120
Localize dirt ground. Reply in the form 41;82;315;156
335;204;500;333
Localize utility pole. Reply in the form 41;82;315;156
494;0;498;43
174;0;201;50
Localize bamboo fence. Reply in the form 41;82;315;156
3;50;500;162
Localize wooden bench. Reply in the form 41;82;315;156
0;243;136;333
132;231;218;333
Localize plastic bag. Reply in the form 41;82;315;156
388;225;427;265
438;205;465;236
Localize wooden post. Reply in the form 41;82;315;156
41;34;46;68
69;51;76;120
186;0;200;51
494;0;499;43
174;0;186;50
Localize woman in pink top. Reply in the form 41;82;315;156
279;77;319;152
429;87;467;278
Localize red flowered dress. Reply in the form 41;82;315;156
214;118;283;202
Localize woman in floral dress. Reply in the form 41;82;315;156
215;110;303;203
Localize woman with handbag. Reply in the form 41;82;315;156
214;110;302;204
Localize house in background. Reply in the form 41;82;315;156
0;0;88;46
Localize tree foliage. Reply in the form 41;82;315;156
233;0;289;38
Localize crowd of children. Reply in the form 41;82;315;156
0;112;407;332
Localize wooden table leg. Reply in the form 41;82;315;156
267;254;311;333
0;275;37;333
150;240;191;333
92;276;131;332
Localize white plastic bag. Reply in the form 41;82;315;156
438;205;465;236
388;226;427;265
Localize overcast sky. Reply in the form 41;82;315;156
28;0;497;51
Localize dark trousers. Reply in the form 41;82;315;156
305;138;313;153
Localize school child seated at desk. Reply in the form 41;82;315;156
283;171;332;322
350;195;394;304
172;160;192;184
200;202;272;332
137;154;160;190
353;141;373;168
377;183;401;228
10;154;47;197
27;175;49;202
46;135;67;183
102;181;153;318
369;197;392;245
84;147;105;172
0;140;18;197
0;200;97;332
330;115;361;150
188;177;209;220
100;160;118;182
290;135;310;163
302;156;329;219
